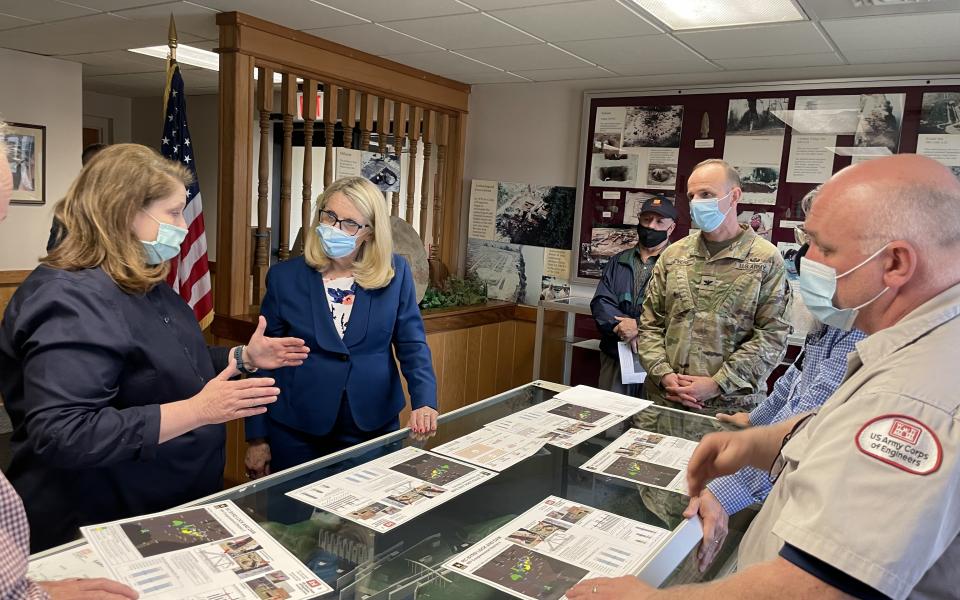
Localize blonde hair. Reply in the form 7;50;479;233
304;177;394;289
42;143;193;294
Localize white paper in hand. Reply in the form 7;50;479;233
618;341;647;384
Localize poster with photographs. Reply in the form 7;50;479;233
578;227;638;279
738;210;773;241
590;105;682;189
723;98;788;206
495;182;575;250
361;151;401;193
852;93;905;161
3;122;45;205
917;92;960;174
466;239;547;306
785;95;859;183
623;191;674;226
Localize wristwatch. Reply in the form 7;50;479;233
234;345;258;375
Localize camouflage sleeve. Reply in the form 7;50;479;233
712;256;790;394
636;255;672;386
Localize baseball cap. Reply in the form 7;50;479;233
640;195;677;220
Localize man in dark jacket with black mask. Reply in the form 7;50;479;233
590;195;676;395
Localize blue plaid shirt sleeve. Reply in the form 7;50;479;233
707;468;768;515
0;472;49;599
749;364;799;426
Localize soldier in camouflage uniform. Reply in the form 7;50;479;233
634;159;790;526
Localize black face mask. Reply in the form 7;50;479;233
637;224;669;248
794;242;809;274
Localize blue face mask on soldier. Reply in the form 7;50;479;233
140;211;187;265
798;243;890;331
690;190;733;233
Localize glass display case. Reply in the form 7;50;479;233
31;381;757;597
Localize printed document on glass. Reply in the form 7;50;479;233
443;495;670;600
617;341;647;384
287;446;497;533
580;428;697;494
432;427;546;471
28;544;108;581
80;500;332;600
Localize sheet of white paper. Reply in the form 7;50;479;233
81;500;331;600
580;428;698;495
287;447;497;533
444;496;670;600
618;341;647;384
28;544;109;581
432;428;546;471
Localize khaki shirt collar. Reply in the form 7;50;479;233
855;280;960;367
691;223;756;261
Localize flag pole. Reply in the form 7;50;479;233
162;15;177;117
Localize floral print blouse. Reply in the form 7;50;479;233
324;276;356;338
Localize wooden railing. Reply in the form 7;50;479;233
215;12;469;318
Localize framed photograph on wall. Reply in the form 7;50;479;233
3;122;46;205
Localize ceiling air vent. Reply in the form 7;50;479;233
852;0;933;6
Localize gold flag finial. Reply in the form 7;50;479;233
168;14;178;61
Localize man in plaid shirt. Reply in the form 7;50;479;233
0;131;136;600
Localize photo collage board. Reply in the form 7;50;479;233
576;84;960;283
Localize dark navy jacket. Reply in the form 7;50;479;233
245;254;437;440
0;266;227;551
590;248;660;358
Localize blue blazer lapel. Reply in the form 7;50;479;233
305;266;349;354
342;284;370;348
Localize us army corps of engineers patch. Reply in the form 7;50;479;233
855;414;942;475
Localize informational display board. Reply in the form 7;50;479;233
572;77;960;284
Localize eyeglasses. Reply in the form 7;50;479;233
794;224;810;246
319;209;369;236
768;413;816;485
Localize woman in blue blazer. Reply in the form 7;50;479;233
245;176;438;478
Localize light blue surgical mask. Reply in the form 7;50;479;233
798;243;890;331
316;223;357;258
690;190;733;233
140;211;187;265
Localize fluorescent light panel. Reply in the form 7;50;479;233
629;0;805;30
129;44;292;83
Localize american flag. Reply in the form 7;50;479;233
161;60;213;329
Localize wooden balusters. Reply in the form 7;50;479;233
376;96;389;156
359;92;374;151
323;82;339;188
419;110;434;241
278;73;296;262
301;79;318;253
406;106;422;225
342;89;357;150
254;66;273;302
432;114;449;261
391;101;407;217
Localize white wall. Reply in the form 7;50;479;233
0;48;82;270
83;90;132;143
132;93;219;260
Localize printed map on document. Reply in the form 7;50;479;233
432;427;546;471
580;428;697;494
484;385;652;450
81;500;332;600
286;446;497;533
444;496;669;600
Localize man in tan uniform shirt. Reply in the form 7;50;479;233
570;154;960;599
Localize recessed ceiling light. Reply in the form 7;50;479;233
129;44;289;83
629;0;805;30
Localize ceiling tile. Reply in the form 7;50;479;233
491;0;660;42
557;34;700;65
112;1;219;40
306;23;440;55
467;0;580;8
798;0;960;20
715;52;842;70
843;45;960;65
382;50;501;76
604;59;718;76
60;49;169;75
458;43;592;70
676;22;831;59
63;0;175;10
385;13;540;50
192;0;365;30
0;0;96;22
313;0;474;23
0;13;204;55
512;65;618;81
822;12;960;52
0;12;37;30
457;70;528;84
